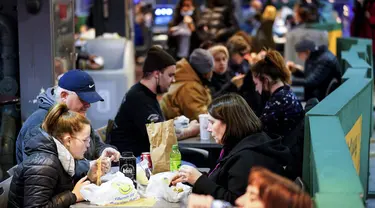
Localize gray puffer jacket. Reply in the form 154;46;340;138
15;87;113;178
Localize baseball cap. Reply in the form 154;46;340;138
58;70;104;103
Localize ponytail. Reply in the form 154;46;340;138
42;103;69;134
251;49;291;84
42;103;90;141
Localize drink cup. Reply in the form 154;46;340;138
199;114;210;140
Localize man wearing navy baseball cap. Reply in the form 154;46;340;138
15;69;120;182
58;69;104;113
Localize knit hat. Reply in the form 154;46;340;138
143;46;176;73
295;39;316;52
189;49;214;74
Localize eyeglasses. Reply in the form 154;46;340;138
72;136;91;145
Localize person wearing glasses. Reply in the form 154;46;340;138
8;103;109;208
15;70;120;181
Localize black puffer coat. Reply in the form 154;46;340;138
8;128;77;208
292;45;342;101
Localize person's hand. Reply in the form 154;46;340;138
88;55;97;62
72;176;90;202
187;194;214;208
87;157;111;183
294;64;304;71
247;53;259;65
170;165;202;185
101;147;120;162
231;74;245;89
286;61;295;68
287;61;296;72
168;26;179;35
257;51;267;59
186;120;200;136
177;120;200;140
184;16;193;24
366;11;371;19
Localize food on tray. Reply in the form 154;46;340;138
172;186;183;193
97;157;102;186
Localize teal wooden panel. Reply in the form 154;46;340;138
308;78;372;116
303;116;312;193
309;116;363;194
336;80;373;199
342;68;369;81
337;38;372;61
337;38;373;74
315;193;364;208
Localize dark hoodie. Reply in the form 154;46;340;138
15;87;112;178
209;71;232;98
214;68;264;117
192;132;291;205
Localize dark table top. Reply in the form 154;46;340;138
178;137;222;149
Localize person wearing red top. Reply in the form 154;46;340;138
351;0;375;53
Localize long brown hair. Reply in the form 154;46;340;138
168;0;198;28
249;167;313;208
251;49;291;84
42;103;90;141
208;94;262;147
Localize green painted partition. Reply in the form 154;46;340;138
304;77;373;207
337;38;373;74
302;36;374;207
342;68;369;81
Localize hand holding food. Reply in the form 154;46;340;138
87;157;111;184
170;165;202;186
231;74;245;89
101;147;120;162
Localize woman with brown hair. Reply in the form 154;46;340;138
217;34;264;116
171;94;291;204
8;104;109;208
251;49;304;138
188;166;313;208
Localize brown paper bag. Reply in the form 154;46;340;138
146;119;177;174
